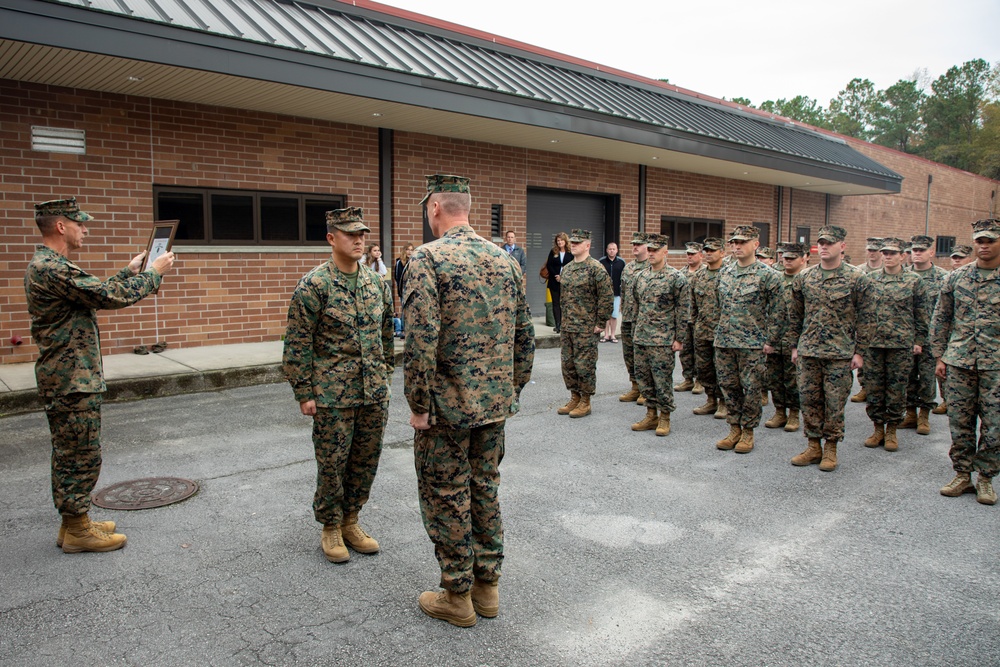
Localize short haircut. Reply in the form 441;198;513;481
35;214;62;234
436;192;471;217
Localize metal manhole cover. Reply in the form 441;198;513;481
92;477;199;510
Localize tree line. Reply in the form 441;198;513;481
728;59;1000;179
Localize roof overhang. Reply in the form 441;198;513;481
0;0;901;196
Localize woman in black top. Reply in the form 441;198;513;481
545;232;573;333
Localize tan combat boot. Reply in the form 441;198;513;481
784;409;800;432
655;413;671;437
764;408;787;429
819;440;839;472
932;401;947;415
863;423;885;448
883;424;899;452
761;390;769;407
674;379;694;392
716;425;741;450
976;475;997;506
569;395;592;418
418;589;476;627
692;380;704;395
916;408;931;435
557;392;581;415
619;381;641;402
940;472;974;497
471;579;499;618
714;399;728;420
60;514;127;554
341;512;379;553
693;397;717;415
791;438;823;466
321;524;350;563
735;428;755;453
637;395;646;406
850;387;867;403
899;407;918;429
631;408;659;431
57;518;115;548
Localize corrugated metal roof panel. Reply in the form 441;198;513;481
47;0;898;180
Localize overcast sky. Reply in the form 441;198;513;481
383;0;999;107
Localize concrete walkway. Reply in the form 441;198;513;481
0;317;561;415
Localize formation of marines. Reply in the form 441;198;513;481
24;181;999;633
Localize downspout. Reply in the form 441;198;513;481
825;193;830;225
788;188;793;241
776;186;783;242
638;165;647;233
924;174;932;235
378;128;393;256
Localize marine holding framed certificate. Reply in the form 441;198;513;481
142;220;178;272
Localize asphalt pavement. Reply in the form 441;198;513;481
1;346;998;666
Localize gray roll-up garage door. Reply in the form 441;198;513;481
525;189;607;319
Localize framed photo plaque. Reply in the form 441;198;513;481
142;220;178;272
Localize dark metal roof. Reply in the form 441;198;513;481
30;0;901;188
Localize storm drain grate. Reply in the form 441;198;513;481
93;477;199;510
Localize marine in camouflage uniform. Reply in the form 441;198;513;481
630;234;689;436
903;235;949;432
283;207;394;563
764;243;807;431
675;241;703;392
617;232;649;403
850;237;884;403
557;228;613;418
404;175;535;625
24;197;174;553
689;237;726;416
789;225;871;471
713;225;783;453
858;238;929;451
933;219;1000;505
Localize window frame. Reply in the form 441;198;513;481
660;215;725;250
153;185;346;246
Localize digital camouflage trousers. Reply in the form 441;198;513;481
944;366;1000;477
635;344;677;413
312;402;387;527
766;351;799;410
561;330;599;396
415;420;505;594
797;356;853;442
694;338;720;400
716;347;766;428
45;392;103;516
863;347;912;425
906;346;938;410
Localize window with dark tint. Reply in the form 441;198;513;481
661;216;724;248
157;191;205;241
153;186;344;244
936;236;955;256
261;196;299;241
212;193;254;241
491;204;503;241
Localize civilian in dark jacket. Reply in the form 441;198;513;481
599;242;626;342
546;232;573;332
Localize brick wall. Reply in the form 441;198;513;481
1;81;378;364
3;79;999;366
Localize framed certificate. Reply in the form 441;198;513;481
142;220;178;272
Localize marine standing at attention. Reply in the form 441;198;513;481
617;232;650;403
283;207;394;564
789;226;871;472
556;229;613;419
404;174;535;625
25;197;175;553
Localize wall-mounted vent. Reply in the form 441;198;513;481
31;127;86;154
